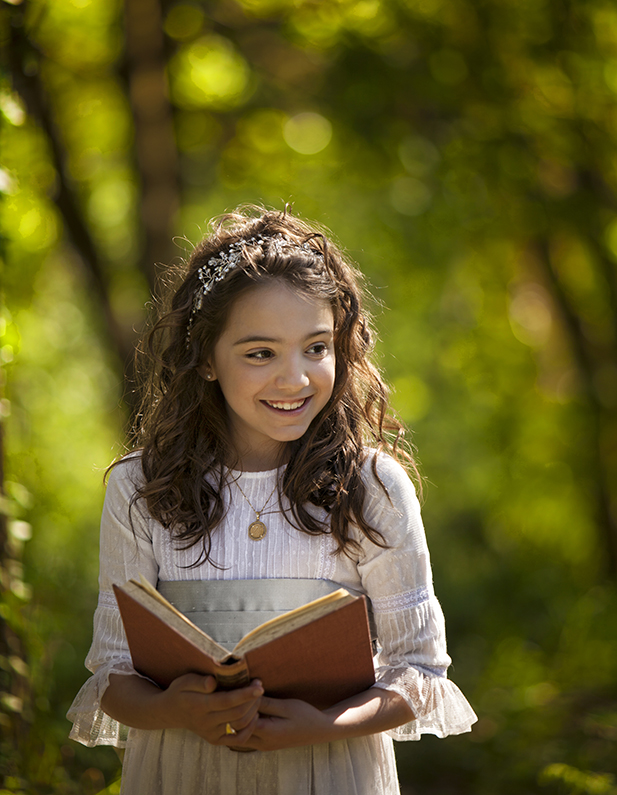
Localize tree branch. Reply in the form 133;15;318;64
532;234;617;578
8;2;138;409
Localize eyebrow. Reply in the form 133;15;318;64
233;329;333;346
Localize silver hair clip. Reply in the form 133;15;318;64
186;234;323;347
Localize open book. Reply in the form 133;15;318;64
113;578;376;709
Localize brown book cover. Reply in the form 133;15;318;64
113;579;376;709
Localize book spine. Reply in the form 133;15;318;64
214;668;251;689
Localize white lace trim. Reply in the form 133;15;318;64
374;666;477;741
97;590;118;609
67;660;140;748
371;585;431;614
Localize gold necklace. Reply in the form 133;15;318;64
234;478;279;540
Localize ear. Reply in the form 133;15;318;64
197;362;217;382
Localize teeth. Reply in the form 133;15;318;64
266;399;306;411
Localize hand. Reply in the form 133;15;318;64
229;696;334;752
103;672;263;745
158;674;264;746
103;676;412;751
217;686;415;752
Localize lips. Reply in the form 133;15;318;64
263;397;310;411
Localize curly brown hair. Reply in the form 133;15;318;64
118;206;418;565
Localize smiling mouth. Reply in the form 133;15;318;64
263;398;310;411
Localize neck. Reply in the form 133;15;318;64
231;441;290;472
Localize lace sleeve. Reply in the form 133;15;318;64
67;457;158;748
358;454;477;741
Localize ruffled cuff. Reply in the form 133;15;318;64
67;659;146;748
373;664;477;741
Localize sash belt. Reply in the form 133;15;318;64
157;578;377;651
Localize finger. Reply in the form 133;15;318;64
224;698;261;731
256;696;289;717
238;718;274;747
220;711;259;746
207;683;264;714
216;699;259;726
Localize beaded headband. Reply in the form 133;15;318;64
186;233;323;345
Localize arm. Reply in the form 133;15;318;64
73;459;265;748
229;685;414;752
68;459;160;746
73;460;263;748
358;454;477;740
101;673;265;746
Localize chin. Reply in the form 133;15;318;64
272;427;311;443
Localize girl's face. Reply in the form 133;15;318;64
205;281;336;471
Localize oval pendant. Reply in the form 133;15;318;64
248;520;267;540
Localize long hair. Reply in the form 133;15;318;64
119;206;418;564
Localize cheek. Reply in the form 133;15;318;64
223;366;266;401
322;359;336;394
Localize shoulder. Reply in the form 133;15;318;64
360;449;424;546
361;448;419;509
104;452;145;504
101;452;154;539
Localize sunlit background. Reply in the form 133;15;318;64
2;0;617;792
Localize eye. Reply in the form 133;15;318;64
246;349;274;361
307;342;329;356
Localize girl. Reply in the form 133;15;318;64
68;207;476;794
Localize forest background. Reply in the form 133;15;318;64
2;0;617;792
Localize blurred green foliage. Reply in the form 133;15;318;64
1;0;617;792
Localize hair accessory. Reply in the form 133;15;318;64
186;234;323;346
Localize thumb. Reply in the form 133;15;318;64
171;673;218;694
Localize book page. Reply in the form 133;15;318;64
233;589;356;655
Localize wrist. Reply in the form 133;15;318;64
146;686;185;730
102;674;180;731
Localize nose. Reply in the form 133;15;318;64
274;353;310;391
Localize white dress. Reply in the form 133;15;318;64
68;452;477;795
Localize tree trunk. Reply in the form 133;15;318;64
124;0;181;296
533;235;617;579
